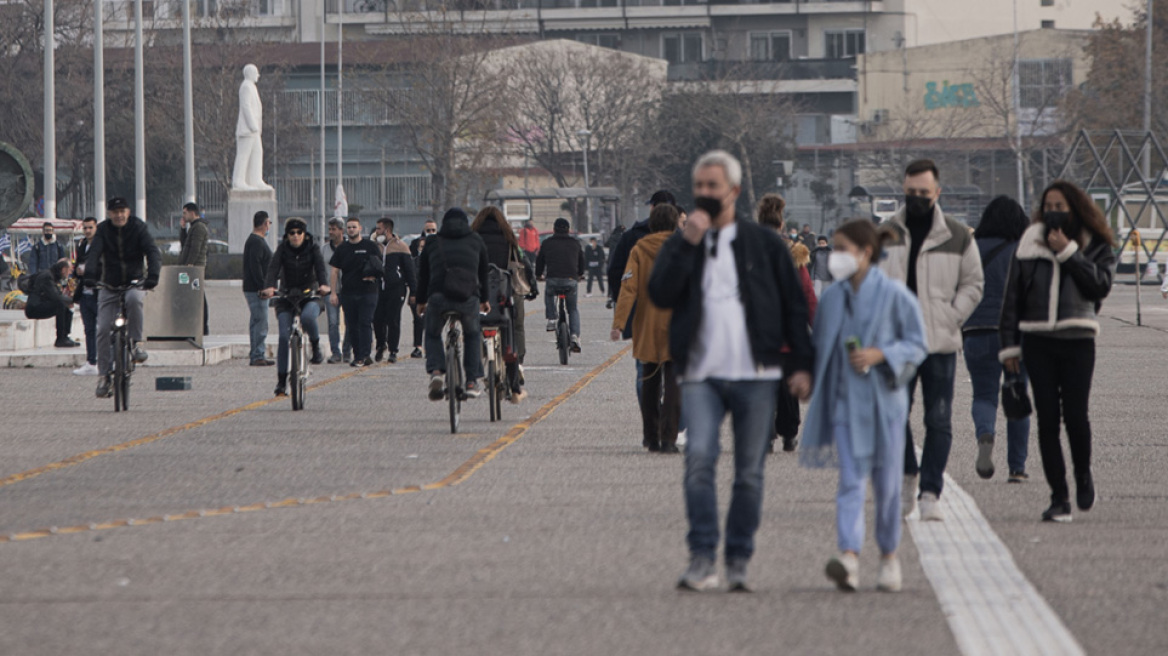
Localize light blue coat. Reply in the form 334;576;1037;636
800;267;929;473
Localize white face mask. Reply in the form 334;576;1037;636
375;234;387;244
827;251;860;281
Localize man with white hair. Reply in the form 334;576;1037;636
649;150;814;592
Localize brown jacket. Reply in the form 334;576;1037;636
612;231;673;364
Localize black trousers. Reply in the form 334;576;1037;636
640;361;680;448
409;299;424;348
373;287;406;354
26;300;73;340
586;268;605;293
1023;334;1095;504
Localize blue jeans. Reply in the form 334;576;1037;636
544;278;580;336
276;302;321;375
682;378;779;562
79;290;98;365
340;292;377;362
243;291;269;362
905;353;956;497
963;332;1030;474
424;293;484;382
836;423;903;555
324;293;349;358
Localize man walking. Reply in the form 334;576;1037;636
179;202;210;335
242;211;274;366
536;218;584;353
518;219;541;264
329;218;381;367
319;218;350;363
648;151;813;592
584;236;606;297
372;217;416;363
28;222;65;275
880;159;984;521
407;219;438;359
72;217;100;375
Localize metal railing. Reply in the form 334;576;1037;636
197;175;432;213
668;58;857;82
280;89;409;127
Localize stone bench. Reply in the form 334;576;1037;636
0;310;85;351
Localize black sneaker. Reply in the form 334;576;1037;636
54;337;79;348
131;343;148;364
410;347;424;359
726;559;751;593
310;342;323;365
1007;470;1029;483
1076;471;1095;511
1041;501;1072;523
350;359;365;368
327;353;343;364
570;336;582;353
388;352;398;364
274;384;287;397
95;376;112;399
976;434;995;479
782;436;798;452
375;347;386;362
363;357;374;366
661;443;680;454
643;439;661;452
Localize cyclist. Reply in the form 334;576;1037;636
84;197;162;399
416;208;491;401
536;218;584;353
260;217;330;397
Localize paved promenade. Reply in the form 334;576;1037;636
0;284;1165;655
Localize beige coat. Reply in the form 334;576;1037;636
880;205;984;354
612;231;673;364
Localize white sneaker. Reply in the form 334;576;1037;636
902;475;918;518
877;555;902;592
72;362;98;376
676;429;687;447
919;491;944;521
825;552;859;592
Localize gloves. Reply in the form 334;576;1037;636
143;279;158;291
525;289;539;301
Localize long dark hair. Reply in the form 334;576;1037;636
1034;180;1115;248
974;196;1029;241
471;206;517;248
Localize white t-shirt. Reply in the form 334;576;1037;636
684;222;783;382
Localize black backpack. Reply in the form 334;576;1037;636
437;238;479;302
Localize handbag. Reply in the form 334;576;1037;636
437;237;479;302
1001;373;1033;420
508;246;532;296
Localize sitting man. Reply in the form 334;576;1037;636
25;259;77;348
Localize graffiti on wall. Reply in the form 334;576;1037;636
924;81;980;110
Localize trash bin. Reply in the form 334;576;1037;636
144;265;205;348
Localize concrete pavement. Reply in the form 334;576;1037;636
0;285;1165;654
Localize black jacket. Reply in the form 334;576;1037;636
416;214;490;302
83;216;162;288
647;217;814;376
474;215;537;292
242;233;273;292
607;219;650;300
585;244;606;270
998;224;1115;360
72;237;94;302
380;242;417;296
26;269;71;315
536;233;584;279
265;233;329;294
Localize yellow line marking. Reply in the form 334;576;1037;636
0;364;381;490
0;346;630;545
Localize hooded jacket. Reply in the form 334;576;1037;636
647;216;814;377
83;216;162;288
416;213;490;302
179;218;209;267
998;222;1115;362
25;268;71;316
880;204;984;354
536;232;584;280
613;231;673;364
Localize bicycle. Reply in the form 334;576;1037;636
555;293;571;365
275;289;320;411
442;310;468;434
481;322;513;422
96;280;145;412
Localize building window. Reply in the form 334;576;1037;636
1041;19;1055;28
578;0;618;7
1018;58;1073;108
663;32;703;64
825;29;865;59
1041;0;1053;6
577;33;621;49
750;31;792;62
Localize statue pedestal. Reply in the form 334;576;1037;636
227;188;278;254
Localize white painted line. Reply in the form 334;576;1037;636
908;473;1086;656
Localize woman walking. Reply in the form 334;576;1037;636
801;219;928;592
261;218;330;397
611;204;680;453
1000;180;1115;522
962;196;1032;482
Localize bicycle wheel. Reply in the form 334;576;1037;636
488;359;499;422
112;329;126;412
446;328;461;434
120;339;132;411
557;321;570;365
290;330;304;411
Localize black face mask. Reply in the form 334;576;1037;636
1043;211;1079;240
693;195;723;219
904;195;934;220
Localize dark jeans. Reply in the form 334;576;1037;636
640;361;680;448
276;302;321;375
423;293;484;382
374;287;406;355
544;278;580;336
964;332;1030;473
340;292;377;362
586;268;605;293
26;300;72;341
410;299;424;348
904;352;956;497
1023;334;1095;504
79;291;98;364
682;378;779;562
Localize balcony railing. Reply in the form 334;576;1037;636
667;58;856;82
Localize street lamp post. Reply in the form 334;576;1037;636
577;129;593;234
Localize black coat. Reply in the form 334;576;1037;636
25;270;71;316
265;234;329;296
647;217;814;376
535;233;584;280
607;219;649;299
474;216;537;292
416;214;490;302
83;216;162;288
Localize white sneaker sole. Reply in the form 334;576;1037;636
677;575;719;592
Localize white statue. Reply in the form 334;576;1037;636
232;64;272;191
